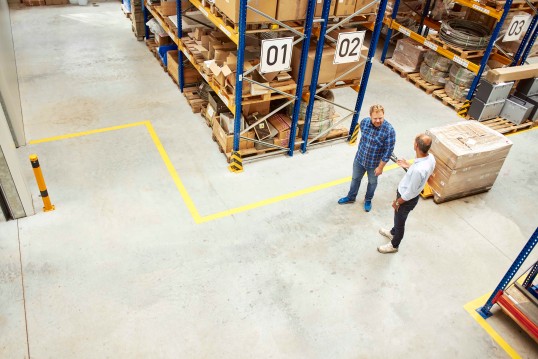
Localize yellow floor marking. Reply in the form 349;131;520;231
28;120;535;223
144;122;204;223
464;293;521;358
28;122;148;144
506;125;538;136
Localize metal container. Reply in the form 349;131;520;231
517;77;538;97
514;92;538;121
468;98;505;121
500;96;534;125
474;79;514;103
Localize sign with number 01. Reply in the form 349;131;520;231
333;31;366;64
503;15;530;42
260;37;293;74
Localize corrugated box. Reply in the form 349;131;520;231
428;158;505;200
160;0;177;16
335;0;356;16
213;116;255;153
391;38;427;71
335;46;368;81
426;121;512;170
485;63;538;84
315;0;336;16
215;0;277;23
355;0;377;13
267;114;292;139
167;51;179;83
291;44;337;86
276;0;308;21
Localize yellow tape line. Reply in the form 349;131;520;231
28;122;148;144
464;293;521;359
143;122;204;223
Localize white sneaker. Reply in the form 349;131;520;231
378;243;398;254
379;228;393;240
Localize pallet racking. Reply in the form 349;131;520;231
141;0;389;171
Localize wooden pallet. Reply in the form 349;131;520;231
407;73;443;94
121;4;131;18
384;59;418;78
145;40;168;72
321;78;362;91
23;0;45;5
432;89;466;111
426;34;486;60
433;186;491;204
479;117;535;134
132;23;144;41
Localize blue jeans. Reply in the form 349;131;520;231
346;158;378;201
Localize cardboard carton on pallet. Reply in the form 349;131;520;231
426;121;513;203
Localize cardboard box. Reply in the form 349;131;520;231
267;114;292;139
315;0;336;17
242;101;271;116
220;112;245;134
485;63;538;84
426;121;513;170
355;0;378;13
160;0;177;16
167;51;179;83
208;92;228;114
276;0;309;21
335;0;356;16
215;0;277;23
45;0;68;5
391;38;427;71
291;44;337;86
335;46;368;81
156;34;173;46
213;116;255;153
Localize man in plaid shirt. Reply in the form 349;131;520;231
338;104;396;212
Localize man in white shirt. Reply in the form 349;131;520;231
378;134;436;254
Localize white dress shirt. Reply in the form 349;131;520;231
398;154;436;201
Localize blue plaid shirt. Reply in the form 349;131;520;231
356;117;396;168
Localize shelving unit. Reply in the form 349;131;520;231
477;228;538;342
140;0;388;170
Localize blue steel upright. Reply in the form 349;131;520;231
511;15;538;66
477;227;538;319
300;0;333;153
521;17;538;65
232;0;248;152
142;0;149;40
176;0;185;92
381;0;402;63
348;0;390;141
288;0;317;156
466;0;513;100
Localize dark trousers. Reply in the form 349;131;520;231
390;190;419;248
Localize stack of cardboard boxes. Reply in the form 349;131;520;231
426;121;512;203
388;38;427;73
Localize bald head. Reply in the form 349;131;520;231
415;134;432;154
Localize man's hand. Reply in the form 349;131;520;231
397;158;411;169
392;200;400;212
375;166;384;176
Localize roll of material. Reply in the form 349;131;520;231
420;62;449;86
424;50;452;72
296;90;335;138
439;19;491;50
445;80;470;103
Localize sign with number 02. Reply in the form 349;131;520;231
503;15;530;42
333;31;366;64
260;37;293;74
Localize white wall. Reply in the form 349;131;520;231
0;0;25;147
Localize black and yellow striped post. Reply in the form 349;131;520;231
457;100;471;118
29;154;55;212
348;125;360;146
228;150;243;173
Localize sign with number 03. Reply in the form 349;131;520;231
503;15;530;42
333;31;366;64
260;37;293;74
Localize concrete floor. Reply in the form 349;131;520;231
2;2;538;358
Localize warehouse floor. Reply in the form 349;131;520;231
2;3;538;358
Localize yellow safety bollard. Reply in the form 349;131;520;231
29;154;55;212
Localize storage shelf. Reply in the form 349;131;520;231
454;0;503;20
146;3;180;45
188;0;239;44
